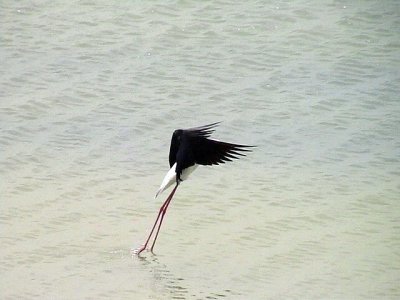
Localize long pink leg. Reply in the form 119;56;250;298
135;184;178;255
150;184;178;252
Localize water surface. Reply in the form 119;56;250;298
1;1;399;299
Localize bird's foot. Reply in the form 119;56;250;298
131;245;147;256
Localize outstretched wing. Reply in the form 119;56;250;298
191;137;253;166
169;122;254;180
168;122;221;168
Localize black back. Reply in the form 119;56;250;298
168;122;253;181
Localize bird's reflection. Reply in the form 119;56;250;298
133;253;189;299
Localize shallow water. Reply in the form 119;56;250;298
1;1;399;299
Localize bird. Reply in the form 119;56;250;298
133;122;253;255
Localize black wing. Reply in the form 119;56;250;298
168;122;220;167
191;137;253;166
169;122;254;181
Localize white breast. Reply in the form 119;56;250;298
155;163;198;198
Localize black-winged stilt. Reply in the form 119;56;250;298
133;122;253;255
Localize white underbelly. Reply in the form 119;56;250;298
181;164;198;180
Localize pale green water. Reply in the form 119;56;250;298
1;1;399;299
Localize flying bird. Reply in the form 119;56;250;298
133;122;253;255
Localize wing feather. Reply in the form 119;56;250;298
191;137;253;166
168;122;254;180
169;122;221;167
184;122;221;138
